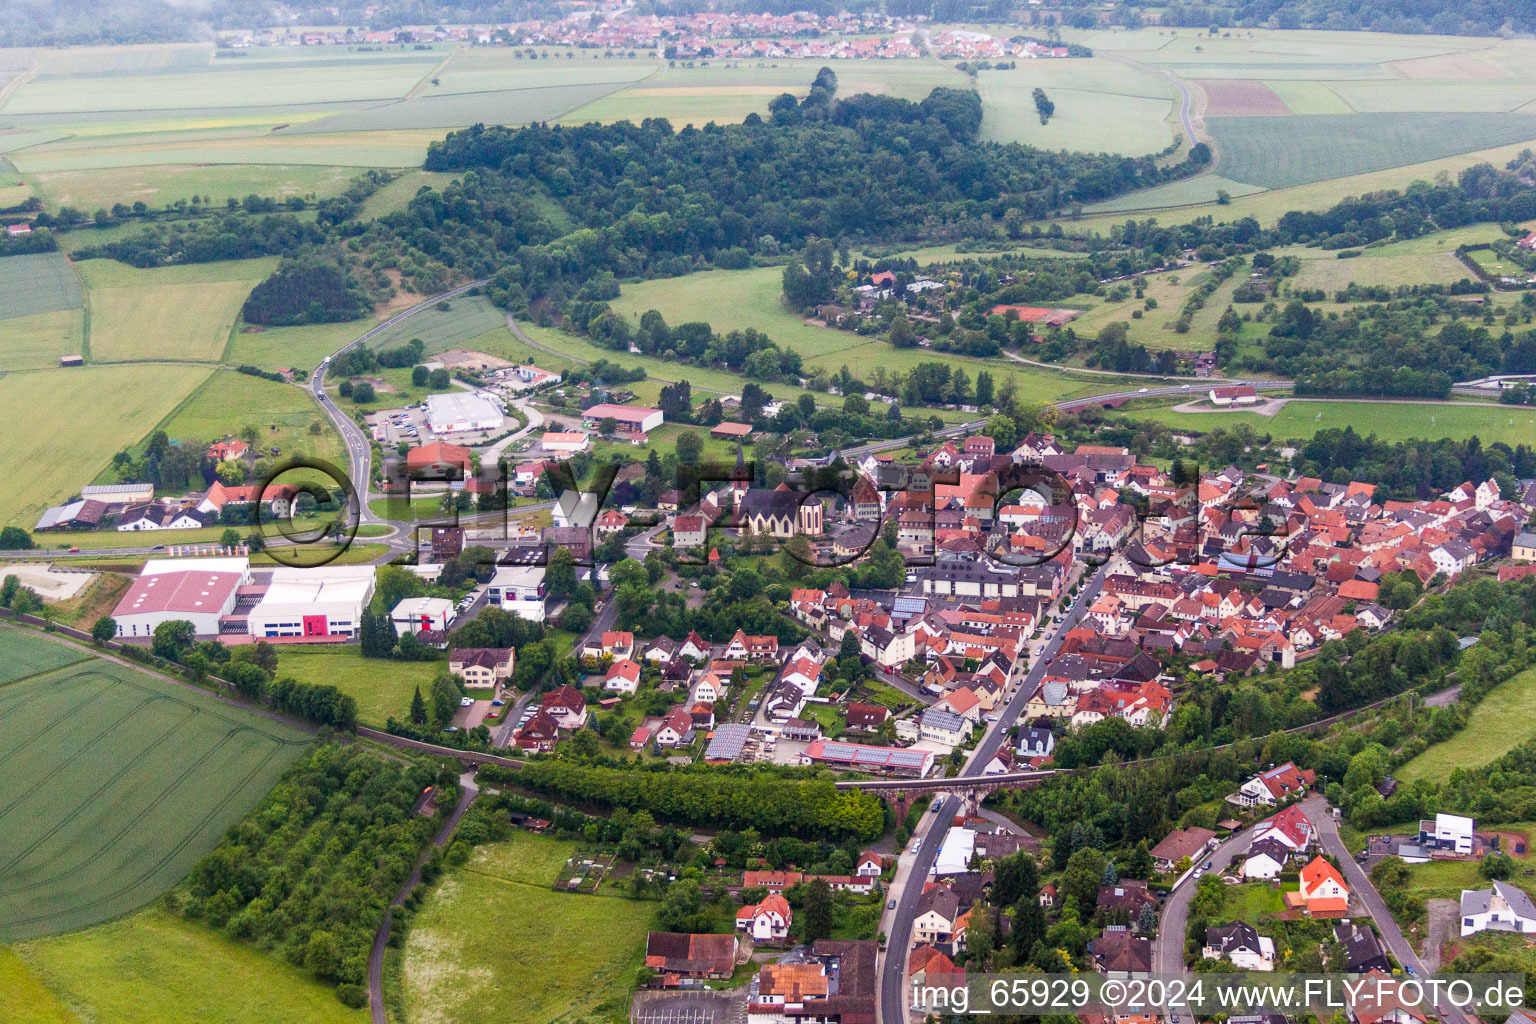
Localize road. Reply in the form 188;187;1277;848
878;559;1112;1024
367;769;480;1023
1153;822;1260;974
1303;794;1469;1024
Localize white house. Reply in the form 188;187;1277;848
1460;880;1536;937
735;893;792;941
1241;838;1291;881
604;658;641;693
919;708;971;748
1203;922;1275;971
1421;813;1475;855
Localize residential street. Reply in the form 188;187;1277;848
1153;822;1260;974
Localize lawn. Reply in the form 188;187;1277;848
157;369;343;467
1208;112;1536;190
402;832;655;1024
0;363;213;528
274;644;442;725
0;632;312;941
77;257;276;363
1220;882;1287;923
1399;668;1536;783
0;252;83;321
356;169;459;219
977;68;1177;157
0;308;87;371
1120;397;1536;447
1284;231;1494;292
6;908;366;1024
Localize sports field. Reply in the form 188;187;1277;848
77;257;274;363
1122;397;1536;447
0;363;213;527
0;253;83;322
1399;668;1536;783
5;909;366;1024
401;832;655;1024
0;629;312;942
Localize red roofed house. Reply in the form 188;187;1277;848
737;892;793;941
724;629;779;660
1209;385;1258;407
1249;804;1315;852
1289;856;1350;917
604;658;642;694
406;441;472;477
1519;232;1536;251
514;709;561;752
208;440;249;461
542;683;588;729
1235;761;1315;807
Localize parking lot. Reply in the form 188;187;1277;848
630;990;742;1024
368;406;429;446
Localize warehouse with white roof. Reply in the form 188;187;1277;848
245;565;376;639
424;392;504;434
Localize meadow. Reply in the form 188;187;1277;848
287;81;636;134
0;363;213;527
275;644;441;725
0;630;312;942
226;318;373;370
366;293;508;355
5;909;367;1024
1120;397;1536;447
29;162;368;210
77;256;274;363
156;369;344;466
401;831;655;1024
977;63;1177;156
1398;668;1536;783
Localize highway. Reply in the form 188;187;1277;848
877;558;1112;1024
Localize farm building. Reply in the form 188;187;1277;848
80;483;155;504
59;354;83;367
710;421;754;440
424;392;504;434
540;431;590;456
580;402;663;435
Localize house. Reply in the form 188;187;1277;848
652;707;696;748
749;940;875;1024
540;431;591;456
1149;826;1216;874
1514;532;1536;563
1419;812;1475;855
912;883;959;944
405;441;472;478
643;636;679;666
672;515;707;548
1288;856;1349;917
844;702;890;731
604;658;642;693
1235;762;1315;807
1209;385;1258;407
1241;838;1293;881
679;631;711;661
1096;879;1158;920
736;892;792;941
919;707;972;748
448;648;514;690
513;709;560;752
856;852;884;878
908;945;963;990
1087;929;1152;978
600;630;635;659
1038;884;1055;908
1334;921;1392;973
542;683;588;729
1203;922;1275;971
1016;727;1056;760
1460;880;1536;936
1249;805;1315;853
644;932;737;980
208;440;249;461
1346;972;1431;1024
724;629;779;660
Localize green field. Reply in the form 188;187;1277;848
0;363;213;527
0;253;83;321
357;169;458;219
1399;668;1536;783
978;66;1176;156
0;631;312;941
1081;175;1267;214
366;293;509;355
157;369;343;466
225;318;371;371
426;54;657;96
1283;228;1497;292
1209;112;1536;190
275;644;442;725
1122;397;1536;447
402;832;655;1024
0;308;87;371
78;256;274;363
287;81;636;134
5;908;367;1024
28;162;370;210
0;628;90;685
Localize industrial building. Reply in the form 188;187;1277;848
486;564;546;622
242;565;376;639
424;392;505;434
579;402;663;436
111;557;249;638
391;596;456;636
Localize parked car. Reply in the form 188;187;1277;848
887;899;897;910
459;696;474;707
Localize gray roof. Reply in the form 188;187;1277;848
921;708;966;732
1462;880;1536;922
705;723;751;761
1516;532;1536;548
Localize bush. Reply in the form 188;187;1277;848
336;984;367;1008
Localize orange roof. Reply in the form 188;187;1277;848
1300;855;1347;893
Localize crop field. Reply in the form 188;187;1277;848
1122;397;1536;447
77;256;274;363
357;168;458;219
0;363;212;527
1280;227;1501;292
425;53;656;96
402;832;654;1024
275;645;441;725
0;632;312;941
286;81;635;134
28;162;368;209
157;370;343;466
1331;80;1536;114
1200;79;1290;116
6;908;367;1024
1399;668;1536;783
0;253;82;321
0;628;90;685
1261;80;1355;115
978;70;1175;156
1082;174;1266;214
367;293;508;355
1208;112;1536;190
10;132;434;172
